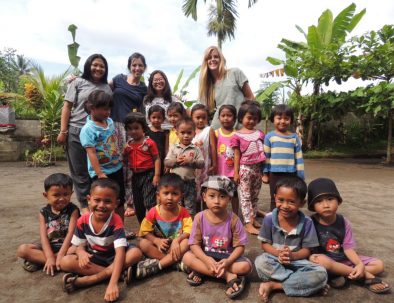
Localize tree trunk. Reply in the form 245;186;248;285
386;110;392;164
306;120;314;150
265;118;268;134
307;83;321;150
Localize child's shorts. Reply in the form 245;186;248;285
32;241;62;253
87;244;136;267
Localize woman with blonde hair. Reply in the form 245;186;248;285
199;46;254;129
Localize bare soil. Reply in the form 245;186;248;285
0;159;393;303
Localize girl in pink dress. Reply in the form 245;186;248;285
231;101;266;235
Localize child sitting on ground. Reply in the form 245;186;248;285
136;173;192;279
165;118;204;217
60;179;143;302
79;90;125;218
308;178;390;294
254;176;328;302
17;173;79;276
182;176;252;299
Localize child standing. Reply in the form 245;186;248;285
231;100;266;235
136;173;192;278
191;104;217;210
167;102;186;149
182;176;252;299
164;118;204;216
308;178;390;294
262;104;304;211
215;104;238;213
60;179;143;302
17;173;79;276
254;176;327;302
146;105;169;175
79;90;125;217
123;112;161;224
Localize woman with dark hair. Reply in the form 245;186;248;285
199;46;254;129
142;70;180;130
109;52;148;215
57;54;112;213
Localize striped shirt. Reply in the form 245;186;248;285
262;131;304;179
72;212;127;257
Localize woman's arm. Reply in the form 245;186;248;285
242;82;254;100
57;101;73;144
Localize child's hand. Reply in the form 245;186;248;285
155;238;171;253
207;165;217;175
152;175;160;187
348;263;365;280
215;259;230;278
124;206;135;217
176;155;186;165
233;173;240;184
104;283;119;302
204;256;218;276
77;250;92;269
98;173;108;179
262;174;269;184
169;239;182;261
278;246;291;265
43;256;56;276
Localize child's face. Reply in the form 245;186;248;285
202;188;231;215
168;110;182;127
176;123;195;145
157;185;183;211
43;185;73;213
219;108;235;129
90;106;111;122
149;111;164;129
87;186;118;221
126;122;144;140
192;109;208;130
274;113;291;133
274;186;305;219
313;195;339;219
242;112;258;130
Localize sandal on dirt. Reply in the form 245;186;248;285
173;261;190;274
62;273;78;293
124;265;137;285
186;271;203;286
22;260;40;272
135;258;161;280
360;277;391;294
226;276;246;299
125;230;137;240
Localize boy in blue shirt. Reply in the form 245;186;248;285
255;176;327;302
80;90;125;218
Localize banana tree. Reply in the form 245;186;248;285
172;66;201;107
255;82;283;133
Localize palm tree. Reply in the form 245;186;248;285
182;0;258;49
11;54;31;76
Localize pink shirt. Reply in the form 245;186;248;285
215;128;236;177
230;129;266;165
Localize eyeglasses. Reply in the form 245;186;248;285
153;78;165;83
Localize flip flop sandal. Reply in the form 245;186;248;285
135;258;160;280
186;271;203;286
173;261;190;274
124;264;137;286
125;230;137;240
226;276;246;299
362;277;391;294
22;260;40;272
328;276;347;289
62;273;78;293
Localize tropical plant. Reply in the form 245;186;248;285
182;0;258;49
0;48;19;92
11;54;31;76
172;66;201;107
67;24;81;75
255;82;283;132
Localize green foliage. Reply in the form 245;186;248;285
0;48;19;92
67;24;81;75
25;148;53;167
172;66;201;105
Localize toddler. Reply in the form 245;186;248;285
167;102;186;149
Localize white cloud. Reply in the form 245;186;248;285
1;0;393;99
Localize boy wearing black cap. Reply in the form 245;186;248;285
308;178;390;294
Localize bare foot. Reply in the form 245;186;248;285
320;284;330;296
258;282;275;302
244;223;259;235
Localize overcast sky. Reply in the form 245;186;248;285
1;0;393;99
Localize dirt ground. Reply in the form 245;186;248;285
0;159;393;303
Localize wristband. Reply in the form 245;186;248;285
60;130;68;134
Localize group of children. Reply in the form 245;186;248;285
16;92;390;301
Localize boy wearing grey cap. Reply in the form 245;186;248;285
182;176;252;299
308;178;390;294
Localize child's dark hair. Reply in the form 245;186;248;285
167;102;186;117
218;104;237;118
85;90;113;114
270;104;294;123
90;178;120;198
44;173;73;192
176;117;196;130
124;112;149;132
82;54;108;84
191;103;209;117
148;104;165;119
274;176;307;201
158;173;184;192
237;100;262;123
